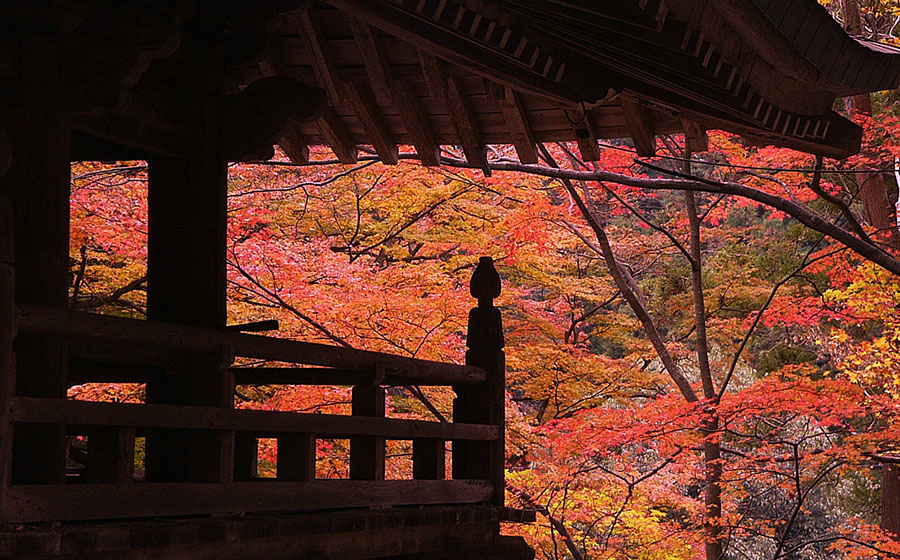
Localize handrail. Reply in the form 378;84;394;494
16;304;486;386
12;397;499;440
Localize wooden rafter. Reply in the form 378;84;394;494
296;10;344;105
681;118;709;153
570;108;602;161
447;77;491;176
420;52;489;174
391;80;440;166
620;98;656;157
344;82;399;165
279;121;310;164
496;86;538;164
316;107;358;163
350;19;395;106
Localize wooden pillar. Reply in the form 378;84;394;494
0;194;16;508
0;93;71;485
145;115;235;482
85;426;135;484
885;463;900;538
350;385;385;480
453;257;505;506
234;434;259;481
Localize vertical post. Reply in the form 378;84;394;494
277;433;317;481
0;55;71;483
884;463;900;538
85;427;136;484
0;194;16;512
453;257;505;506
349;385;385;480
233;434;258;481
413;439;445;480
145;117;234;482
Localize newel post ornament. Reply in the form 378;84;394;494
454;257;506;506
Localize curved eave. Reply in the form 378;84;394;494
717;0;900;94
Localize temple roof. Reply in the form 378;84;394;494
6;0;898;164
245;0;900;164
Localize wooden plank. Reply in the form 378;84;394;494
344;82;399;164
391;80;441;166
233;365;485;387
296;10;344;104
17;305;487;386
85;426;135;484
316;107;359;163
884;464;900;537
620;99;656;157
9;398;500;441
497;87;539;164
350;385;385;480
3;480;494;522
277;433;316;481
349;19;395;105
413;439;445;480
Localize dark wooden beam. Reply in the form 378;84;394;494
277;433;317;481
350;19;395;106
316;107;359;164
279;122;311;164
620;99;656;157
3;480;494;522
497;87;539;164
413;439;445;480
350;385;386;481
447;78;491;176
234;365;485;387
345;82;399;165
391;80;441;166
296;10;344;105
221;77;325;162
85;426;135;484
681;118;709;153
571;109;602;161
9;397;500;441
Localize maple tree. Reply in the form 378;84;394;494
66;32;900;560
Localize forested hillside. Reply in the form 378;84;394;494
66;4;900;559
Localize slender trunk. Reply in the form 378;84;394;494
682;153;724;560
839;0;900;248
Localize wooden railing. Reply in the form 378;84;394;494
0;258;507;524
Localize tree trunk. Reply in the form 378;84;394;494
839;0;900;248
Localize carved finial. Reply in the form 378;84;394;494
470;257;500;304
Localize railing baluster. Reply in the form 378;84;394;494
350;384;385;481
277;433;317;481
233;434;258;481
85;426;135;484
412;439;445;480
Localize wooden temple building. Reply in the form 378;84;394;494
1;0;900;558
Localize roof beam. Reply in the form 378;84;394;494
390;80;440;166
681;118;709;153
296;10;344;105
446;77;491;176
570;109;602;161
344;82;399;165
279;122;310;164
496;87;538;164
420;52;489;174
620;99;656;157
316;107;358;163
349;19;394;106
